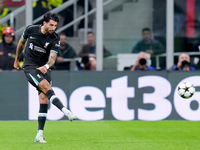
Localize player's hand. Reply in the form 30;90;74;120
36;66;47;74
14;59;20;70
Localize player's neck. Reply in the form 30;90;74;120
41;26;48;35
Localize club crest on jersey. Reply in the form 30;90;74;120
37;74;41;79
29;43;33;50
44;42;50;48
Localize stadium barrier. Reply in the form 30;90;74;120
0;70;200;121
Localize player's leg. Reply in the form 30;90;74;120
24;69;76;121
38;79;76;121
34;92;48;143
24;69;75;144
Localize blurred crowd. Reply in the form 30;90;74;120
0;0;199;72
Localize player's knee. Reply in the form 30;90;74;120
39;93;49;104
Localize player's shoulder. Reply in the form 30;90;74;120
52;32;60;40
25;24;40;33
49;32;60;43
26;24;39;30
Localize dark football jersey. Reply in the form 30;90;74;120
21;25;60;68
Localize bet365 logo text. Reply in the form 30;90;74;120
28;75;200;121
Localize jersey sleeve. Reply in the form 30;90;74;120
21;25;31;41
50;38;60;54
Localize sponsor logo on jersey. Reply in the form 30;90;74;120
34;46;46;53
55;41;60;47
44;42;50;48
29;43;46;53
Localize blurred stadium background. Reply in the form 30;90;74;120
0;0;200;121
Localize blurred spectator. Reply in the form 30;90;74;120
130;52;156;71
132;28;165;55
48;0;63;8
132;27;165;69
32;0;62;24
33;0;93;36
0;26;17;70
172;53;195;71
78;31;112;58
33;0;51;20
54;33;77;70
0;0;11;41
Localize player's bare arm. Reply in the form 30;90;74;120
14;37;26;69
36;51;57;74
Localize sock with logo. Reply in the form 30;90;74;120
46;90;64;110
38;104;48;131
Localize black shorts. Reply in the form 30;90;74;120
23;67;52;92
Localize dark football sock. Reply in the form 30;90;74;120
38;104;48;130
46;90;64;110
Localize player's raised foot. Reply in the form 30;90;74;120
34;135;47;143
67;112;76;122
62;108;76;122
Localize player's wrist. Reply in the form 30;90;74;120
44;64;50;70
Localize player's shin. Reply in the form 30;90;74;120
46;90;65;110
35;104;48;143
45;90;70;114
45;90;76;121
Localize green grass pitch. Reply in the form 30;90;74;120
0;120;200;150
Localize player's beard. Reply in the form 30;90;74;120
45;27;54;34
48;29;55;34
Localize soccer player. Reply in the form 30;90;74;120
13;12;76;143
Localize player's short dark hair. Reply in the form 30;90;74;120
142;27;151;32
43;12;59;23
